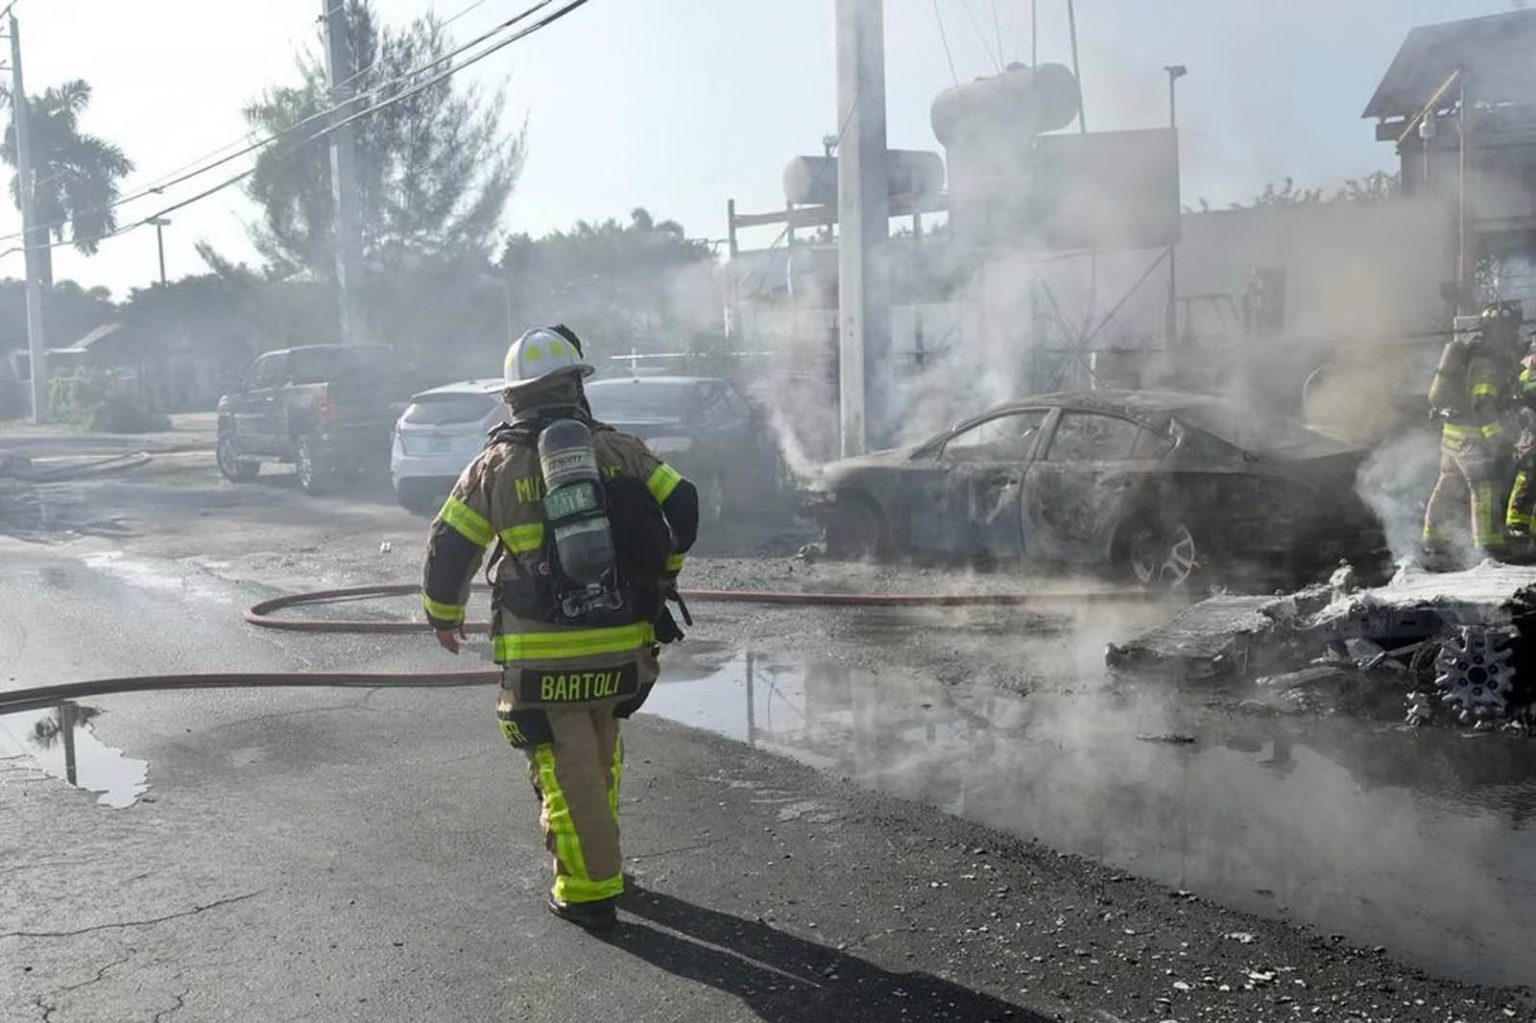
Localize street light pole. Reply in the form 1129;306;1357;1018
149;217;171;286
1164;64;1187;351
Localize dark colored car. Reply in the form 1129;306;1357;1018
216;345;416;494
818;390;1386;588
585;375;784;523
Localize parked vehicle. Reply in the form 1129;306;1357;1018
216;345;415;494
390;379;507;513
585;375;785;524
818;390;1387;588
387;373;787;521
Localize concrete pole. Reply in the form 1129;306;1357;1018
10;13;46;422
835;0;891;456
150;217;170;286
323;0;366;345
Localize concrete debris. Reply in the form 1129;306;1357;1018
1114;562;1536;733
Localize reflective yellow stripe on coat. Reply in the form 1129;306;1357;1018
440;496;493;547
494;622;656;663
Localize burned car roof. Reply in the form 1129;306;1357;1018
979;390;1362;459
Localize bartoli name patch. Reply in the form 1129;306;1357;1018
518;664;640;704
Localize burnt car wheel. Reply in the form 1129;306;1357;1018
825;493;886;561
1124;518;1202;589
216;431;259;482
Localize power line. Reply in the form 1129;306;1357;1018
0;0;566;250
958;0;1002;73
0;0;593;262
932;0;960;90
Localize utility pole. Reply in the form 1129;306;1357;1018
322;0;365;344
8;12;47;422
1164;64;1187;350
835;0;891;457
149;216;171;286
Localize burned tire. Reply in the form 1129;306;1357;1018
295;433;330;496
1119;514;1205;589
216;431;259;482
825;493;886;561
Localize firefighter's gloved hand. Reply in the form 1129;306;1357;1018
434;625;468;655
655;606;685;645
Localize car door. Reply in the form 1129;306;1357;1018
906;408;1052;558
235;353;285;455
1021;410;1174;563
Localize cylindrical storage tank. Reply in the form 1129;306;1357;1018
930;63;1081;145
782;150;946;207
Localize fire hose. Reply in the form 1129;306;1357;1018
0;583;1161;714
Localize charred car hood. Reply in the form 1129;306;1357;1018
818;446;918;486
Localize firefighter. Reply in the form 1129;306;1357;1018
421;325;699;932
1505;335;1536;541
1422;304;1522;568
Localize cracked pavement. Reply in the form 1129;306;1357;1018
1;482;1533;1020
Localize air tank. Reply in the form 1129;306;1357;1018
782;150;946;208
929;63;1081;145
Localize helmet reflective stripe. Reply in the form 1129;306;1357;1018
504;327;594;390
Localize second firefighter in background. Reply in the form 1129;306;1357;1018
420;325;698;932
1423;304;1523;566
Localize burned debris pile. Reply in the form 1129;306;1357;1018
1107;564;1536;733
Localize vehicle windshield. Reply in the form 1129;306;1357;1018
586;380;697;422
1178;402;1354;455
402;393;499;426
287;346;392;385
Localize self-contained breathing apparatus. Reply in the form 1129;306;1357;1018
538;419;625;620
490;417;682;641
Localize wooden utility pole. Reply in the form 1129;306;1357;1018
322;0;365;344
835;0;891;456
8;12;47;422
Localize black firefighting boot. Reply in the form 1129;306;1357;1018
547;894;618;932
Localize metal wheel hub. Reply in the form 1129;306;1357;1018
1434;625;1518;719
1131;523;1197;587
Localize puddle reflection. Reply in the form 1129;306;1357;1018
645;651;1536;988
0;702;149;808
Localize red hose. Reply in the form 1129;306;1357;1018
243;583;1159;633
0;583;1156;713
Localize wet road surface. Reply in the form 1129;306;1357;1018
1;548;1532;1021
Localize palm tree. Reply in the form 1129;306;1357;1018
2;79;133;285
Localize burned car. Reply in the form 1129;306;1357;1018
819;391;1386;587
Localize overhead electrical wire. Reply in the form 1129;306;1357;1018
0;0;576;255
958;0;1003;73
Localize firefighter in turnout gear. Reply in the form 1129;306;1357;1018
421;325;699;932
1422;304;1522;568
1505;336;1536;541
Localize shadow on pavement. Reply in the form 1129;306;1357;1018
607;884;1046;1023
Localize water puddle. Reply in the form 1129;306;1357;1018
0;702;149;808
644;650;1536;989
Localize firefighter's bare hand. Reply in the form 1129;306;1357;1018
434;625;467;654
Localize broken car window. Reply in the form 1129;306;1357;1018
1047;413;1141;461
944;410;1048;462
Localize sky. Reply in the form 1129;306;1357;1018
0;0;1514;299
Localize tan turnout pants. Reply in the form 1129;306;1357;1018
527;705;624;905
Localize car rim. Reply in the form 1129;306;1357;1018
218;436;239;477
1132;523;1197;587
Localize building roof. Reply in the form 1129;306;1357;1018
52;322;127;354
1364;10;1536;120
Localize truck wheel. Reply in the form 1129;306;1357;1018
295;433;330;495
216;431;259;482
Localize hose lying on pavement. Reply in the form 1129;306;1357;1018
244;582;1161;633
0;583;1159;713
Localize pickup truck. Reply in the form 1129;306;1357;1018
215;344;415;494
